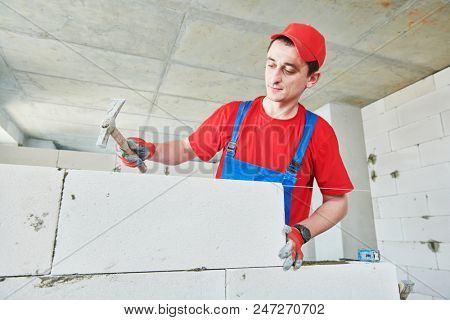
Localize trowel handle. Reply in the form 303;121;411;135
111;128;147;174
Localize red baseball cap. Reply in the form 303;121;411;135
271;23;326;68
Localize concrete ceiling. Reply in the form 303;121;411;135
0;0;449;152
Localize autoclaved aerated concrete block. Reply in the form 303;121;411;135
0;145;59;167
52;170;285;274
434;67;450;89
384;75;435;111
226;262;399;299
396;86;449;126
0;164;64;276
379;241;437;269
401;216;450;243
0;270;225;299
407;266;450;299
363;109;398;140
389;115;443;151
377;193;428;219
57;150;117;171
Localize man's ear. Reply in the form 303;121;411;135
306;72;321;88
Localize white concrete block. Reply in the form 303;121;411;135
0;270;225;299
226;263;399;299
389;115;444;150
385;75;435;111
119;161;167;176
402;217;450;243
426;189;450;215
374;218;403;241
395;264;409;281
160;64;265;103
52;171;285;274
396;86;450;126
25;138;56;149
166;161;217;179
434;67;450;89
374;146;420;176
363;109;398;140
0;164;64;276
419;136;450;166
408;266;450;299
57;150;117;171
119;160;218;179
364;133;391;156
442;110;450;136
436;243;450;270
369;174;397;198
408;293;433;300
0;145;58;167
361;99;385;121
397;163;450;194
378;193;428;219
379;241;437;269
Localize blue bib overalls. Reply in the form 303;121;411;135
219;100;318;225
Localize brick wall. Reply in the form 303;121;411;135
362;67;450;300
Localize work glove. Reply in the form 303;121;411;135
278;225;305;271
116;137;156;168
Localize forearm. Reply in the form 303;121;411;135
299;194;348;238
151;137;196;165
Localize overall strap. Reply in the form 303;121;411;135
227;100;253;156
286;110;318;176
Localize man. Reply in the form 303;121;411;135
118;23;354;271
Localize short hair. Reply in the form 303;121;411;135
267;36;319;76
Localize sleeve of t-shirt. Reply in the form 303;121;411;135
312;118;354;196
188;101;239;161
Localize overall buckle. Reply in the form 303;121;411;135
287;160;300;175
227;141;237;155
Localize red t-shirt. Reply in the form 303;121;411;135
188;96;354;225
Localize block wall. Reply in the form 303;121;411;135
0;164;399;299
361;67;450;300
0;145;218;179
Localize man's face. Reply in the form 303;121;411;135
265;39;319;104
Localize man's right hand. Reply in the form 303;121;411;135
116;137;156;168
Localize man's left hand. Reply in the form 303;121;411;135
278;225;305;271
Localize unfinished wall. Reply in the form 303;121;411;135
0;144;218;178
361;67;450;300
0;164;399;299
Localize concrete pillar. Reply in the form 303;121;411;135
313;103;377;260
